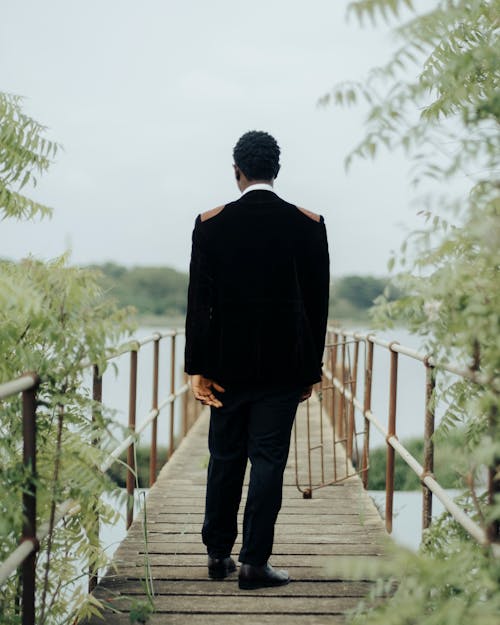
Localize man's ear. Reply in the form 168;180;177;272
233;164;241;181
274;164;281;179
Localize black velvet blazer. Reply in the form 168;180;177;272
184;189;330;388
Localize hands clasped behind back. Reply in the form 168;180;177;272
191;374;313;408
191;374;226;408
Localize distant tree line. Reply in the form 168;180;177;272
331;274;401;322
87;262;188;317
86;262;400;322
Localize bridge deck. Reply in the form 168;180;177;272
87;396;386;625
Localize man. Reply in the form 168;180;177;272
184;130;329;589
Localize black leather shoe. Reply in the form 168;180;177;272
208;555;237;579
238;562;290;589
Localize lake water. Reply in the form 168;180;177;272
88;325;448;445
86;325;463;570
82;327;189;451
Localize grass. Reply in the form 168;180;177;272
107;446;170;488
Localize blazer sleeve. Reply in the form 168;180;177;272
184;215;214;375
296;216;330;370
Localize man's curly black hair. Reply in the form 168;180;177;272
233;130;281;181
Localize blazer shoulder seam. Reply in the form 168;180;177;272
200;205;225;222
296;206;322;223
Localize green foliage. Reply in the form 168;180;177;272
0;257;136;625
323;0;499;621
327;0;499;518
368;433;464;490
0;93;58;220
322;0;499;186
339;516;500;625
129;492;155;624
129;601;154;624
0;93;139;624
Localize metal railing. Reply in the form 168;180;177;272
2;323;499;625
0;328;202;625
295;326;499;556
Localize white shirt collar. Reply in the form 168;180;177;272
241;182;275;196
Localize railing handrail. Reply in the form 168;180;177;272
324;326;500;558
0;383;190;586
3;323;498;622
0;330;184;394
324;366;498;554
0;372;38;400
328;326;499;389
78;328;183;370
0;328;197;595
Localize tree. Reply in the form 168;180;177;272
335;275;399;309
323;1;499;623
0;93;135;624
93;263;189;317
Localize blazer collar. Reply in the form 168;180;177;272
241;182;275;196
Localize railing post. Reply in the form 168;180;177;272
21;374;39;625
331;332;338;482
323;331;331;419
150;336;160;487
182;370;189;437
422;362;436;534
127;349;138;530
346;339;359;461
89;366;102;593
305;396;312;498
330;332;338;424
338;335;346;442
318;375;325;486
168;332;176;459
385;345;399;534
361;339;374;489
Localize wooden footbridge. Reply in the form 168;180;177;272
87;397;385;625
1;327;497;625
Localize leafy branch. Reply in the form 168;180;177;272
0;92;59;220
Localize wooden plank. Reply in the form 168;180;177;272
143;519;381;530
107;556;383;579
97;566;378;582
87;614;346;625
125;522;382;535
96;579;374;596
123;535;384;548
117;539;382;553
127;524;384;537
143;502;379;513
149;509;380;519
111;551;383;568
90;594;362;614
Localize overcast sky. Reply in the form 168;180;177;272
1;0;436;276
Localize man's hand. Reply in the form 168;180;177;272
299;385;313;402
191;374;226;408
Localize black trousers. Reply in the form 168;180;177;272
201;384;302;566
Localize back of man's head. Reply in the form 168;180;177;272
233;131;281;181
